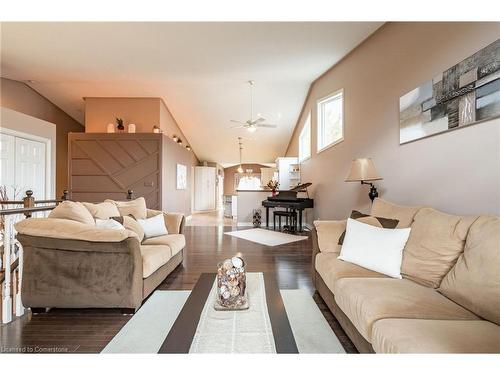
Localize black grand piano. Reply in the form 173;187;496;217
262;183;314;232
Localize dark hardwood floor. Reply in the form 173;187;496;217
0;225;356;354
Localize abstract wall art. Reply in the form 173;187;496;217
176;163;187;190
400;39;500;144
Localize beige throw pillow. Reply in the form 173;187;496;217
82;201;120;219
370;198;421;228
106;197;147;220
401;208;478;288
111;216;145;242
439;216;500;325
48;201;95;225
314;220;347;253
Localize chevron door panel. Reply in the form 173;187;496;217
69;133;162;209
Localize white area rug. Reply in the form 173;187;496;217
224;228;308;246
102;275;344;354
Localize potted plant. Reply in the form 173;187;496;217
116;118;125;133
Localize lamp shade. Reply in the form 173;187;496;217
345;158;382;182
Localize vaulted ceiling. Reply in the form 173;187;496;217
1;22;382;163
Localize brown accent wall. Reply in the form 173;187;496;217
285;22;500;220
0;78;84;196
223;164;269;195
68;133;162;208
68;133;197;215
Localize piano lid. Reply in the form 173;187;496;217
290;182;312;192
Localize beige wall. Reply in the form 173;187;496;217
224;163;269;195
0;78;84;196
85;97;193;149
286;22;500;221
161;135;199;215
85;97;160;133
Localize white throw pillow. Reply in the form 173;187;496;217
95;218;126;231
338;218;411;278
137;214;168;238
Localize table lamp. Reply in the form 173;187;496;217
345;158;382;202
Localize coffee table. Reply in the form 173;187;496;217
158;272;299;353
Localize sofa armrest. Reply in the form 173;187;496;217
16;233;143;309
147;209;185;234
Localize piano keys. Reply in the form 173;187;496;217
261;183;314;232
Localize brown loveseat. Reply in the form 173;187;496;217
15;199;185;312
312;198;500;353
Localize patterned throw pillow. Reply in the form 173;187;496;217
338;210;399;245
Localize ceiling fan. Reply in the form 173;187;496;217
230;80;278;132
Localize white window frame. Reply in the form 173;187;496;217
317;88;344;153
298;112;311;162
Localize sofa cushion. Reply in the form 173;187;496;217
439;215;500;325
82;202;120;219
106;197;147;220
15;218;138;243
402;208;477;288
338;210;399;245
140;244;172;278
48;201;95;225
333;278;478;342
315;252;387;292
112;216;145;242
370;198;421;228
142;234;186;256
313;220;346;253
372;319;500;353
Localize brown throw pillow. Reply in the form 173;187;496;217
338;210;399;245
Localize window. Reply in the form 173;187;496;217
317;89;344;152
298;112;311;162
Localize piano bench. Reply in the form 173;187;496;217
273;210;297;232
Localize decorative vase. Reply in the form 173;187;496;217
128;123;136;133
106;123;115;133
215;256;248;310
272;189;277;197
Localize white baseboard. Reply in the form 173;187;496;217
237;222;253;227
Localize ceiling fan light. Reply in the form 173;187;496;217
247;126;257;133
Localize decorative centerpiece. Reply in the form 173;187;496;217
266;180;279;197
215;256;248;310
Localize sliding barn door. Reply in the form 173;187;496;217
68;133;162;209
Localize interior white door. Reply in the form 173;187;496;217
194;166;216;211
15;137;46;199
0;133;16;199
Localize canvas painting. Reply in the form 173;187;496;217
176;163;187;190
400;39;500;144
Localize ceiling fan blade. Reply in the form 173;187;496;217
230;119;246;124
255;117;267;123
256;123;277;128
230;124;245;129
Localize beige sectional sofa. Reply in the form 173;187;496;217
312;198;500;353
15;199;185;312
